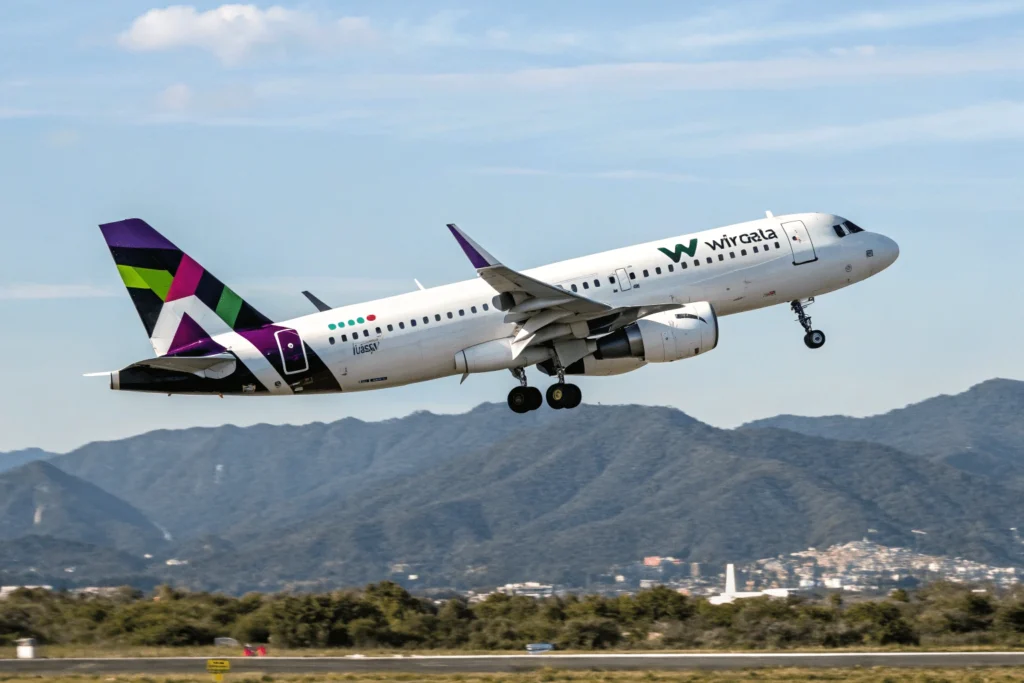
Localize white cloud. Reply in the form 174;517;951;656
477;167;698;182
0;284;117;301
157;83;192;111
726;101;1024;152
377;42;1024;94
615;1;1024;52
119;4;374;64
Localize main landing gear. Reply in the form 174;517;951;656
791;298;826;349
506;366;582;413
507;367;542;414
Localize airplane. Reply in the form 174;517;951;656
94;212;898;413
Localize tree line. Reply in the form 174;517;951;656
3;581;1024;650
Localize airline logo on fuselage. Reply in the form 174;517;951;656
658;229;780;262
353;341;379;355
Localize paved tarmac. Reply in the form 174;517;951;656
4;652;1024;674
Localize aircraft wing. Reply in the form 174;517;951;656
447;224;610;315
447;224;678;359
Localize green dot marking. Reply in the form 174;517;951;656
357;317;365;324
328;324;337;330
348;320;356;326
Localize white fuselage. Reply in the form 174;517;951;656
209;212;898;395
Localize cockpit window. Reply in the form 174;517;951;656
843;220;865;233
833;224;847;238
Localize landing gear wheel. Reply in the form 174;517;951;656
525;386;543;411
546;383;567;410
804;330;826;349
508;386;533;413
546;383;582;410
562;383;582;409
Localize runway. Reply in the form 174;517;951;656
4;652;1024;674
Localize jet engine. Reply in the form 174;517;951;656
594;302;718;363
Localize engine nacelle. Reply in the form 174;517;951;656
455;338;554;374
594;301;718;363
537;356;646;377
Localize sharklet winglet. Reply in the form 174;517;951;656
447;223;500;270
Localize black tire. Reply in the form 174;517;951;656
526;386;543;411
507;387;531;413
562;383;582;409
546;383;566;410
804;330;826;349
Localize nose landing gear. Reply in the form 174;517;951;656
791;298;826;349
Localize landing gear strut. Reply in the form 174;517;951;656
507;368;542;414
791;298;826;349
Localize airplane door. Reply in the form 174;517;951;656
615;268;633;292
275;329;309;375
781;220;817;265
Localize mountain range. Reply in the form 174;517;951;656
1;378;1022;592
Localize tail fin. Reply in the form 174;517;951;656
99;218;271;356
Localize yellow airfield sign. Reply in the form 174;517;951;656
204;659;229;675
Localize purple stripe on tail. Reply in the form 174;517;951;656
99;219;178;250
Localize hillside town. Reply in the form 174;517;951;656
595;540;1022;598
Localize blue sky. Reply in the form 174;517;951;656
1;1;1022;452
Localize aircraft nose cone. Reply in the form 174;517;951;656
878;235;900;269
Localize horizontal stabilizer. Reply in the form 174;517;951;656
126;353;237;376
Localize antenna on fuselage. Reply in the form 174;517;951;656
414;279;426;291
765;210;774;219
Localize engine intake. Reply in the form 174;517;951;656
594;302;719;363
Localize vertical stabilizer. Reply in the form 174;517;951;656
725;563;737;594
100;218;271;356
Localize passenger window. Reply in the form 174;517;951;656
411;319;417;327
718;254;724;261
774;241;781;249
375;327;381;334
681;262;687;269
706;257;712;264
753;246;759;253
629;272;636;280
399;322;405;329
423;316;429;324
594;279;600;287
571;284;578;292
741;249;747;256
459;309;465;316
730;252;735;258
655;267;662;275
471;306;477;313
329;337;335;345
435;314;441;321
483;303;489;311
582;281;589;289
342;334;348;342
693;260;699;267
363;330;369;338
447;312;453;319
668;264;674;272
642;269;649;277
387;324;394;332
609;276;616;284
